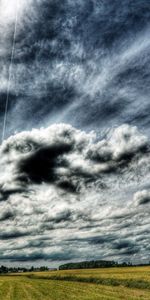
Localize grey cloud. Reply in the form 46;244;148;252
0;229;31;240
68;234;117;246
0;250;77;262
133;190;150;206
43;209;73;224
0;187;27;202
0;208;14;221
112;240;136;251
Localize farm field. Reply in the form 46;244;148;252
0;266;150;299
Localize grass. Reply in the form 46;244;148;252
0;266;149;299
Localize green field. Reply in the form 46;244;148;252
0;266;150;299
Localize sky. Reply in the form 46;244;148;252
0;0;149;267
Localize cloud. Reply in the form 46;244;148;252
0;0;150;138
0;0;149;266
19;143;72;184
0;123;149;264
133;190;150;206
1;123;148;198
0;229;31;240
87;124;148;165
0;207;14;221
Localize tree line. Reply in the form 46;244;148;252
0;265;52;274
59;260;149;270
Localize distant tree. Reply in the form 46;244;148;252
39;266;48;271
0;265;8;273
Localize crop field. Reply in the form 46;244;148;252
0;266;150;299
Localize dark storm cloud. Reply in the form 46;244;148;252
19;144;72;184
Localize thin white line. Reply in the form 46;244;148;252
1;1;18;142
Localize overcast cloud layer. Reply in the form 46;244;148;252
0;0;150;265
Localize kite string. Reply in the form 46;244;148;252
1;1;18;143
